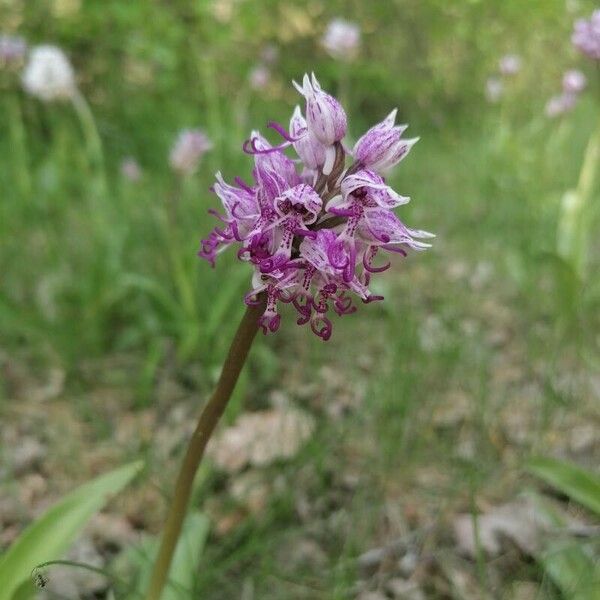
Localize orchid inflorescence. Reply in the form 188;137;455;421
199;73;433;340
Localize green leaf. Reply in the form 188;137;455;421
0;460;143;600
163;512;210;600
529;493;600;600
539;541;600;600
122;512;210;600
527;457;600;517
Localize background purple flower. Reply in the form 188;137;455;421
121;157;142;182
169;129;213;175
249;64;270;90
498;53;521;76
572;9;600;60
321;19;361;61
562;69;587;94
545;93;577;119
0;35;27;70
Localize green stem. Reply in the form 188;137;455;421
7;95;31;199
557;114;600;276
145;298;266;600
71;91;107;196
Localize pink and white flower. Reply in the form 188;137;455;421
198;73;433;340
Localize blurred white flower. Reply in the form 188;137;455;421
249;64;270;90
485;76;503;103
22;45;76;101
545;93;577;118
169;129;212;175
498;54;521;76
121;157;142;182
321;18;361;61
562;69;587;94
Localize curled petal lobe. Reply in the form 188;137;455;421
310;314;332;341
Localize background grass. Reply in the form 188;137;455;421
1;0;599;598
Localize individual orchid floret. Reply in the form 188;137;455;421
572;10;600;60
293;73;347;147
340;170;410;209
498;53;521;76
353;109;417;174
562;69;587;94
321;19;361;62
289;106;327;170
198;73;433;340
170;129;213;176
259;184;322;273
22;45;76;101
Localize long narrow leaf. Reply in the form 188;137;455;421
122;512;210;600
529;493;600;600
0;460;143;600
527;457;600;516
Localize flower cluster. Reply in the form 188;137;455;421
545;69;587;119
572;9;600;60
199;73;433;340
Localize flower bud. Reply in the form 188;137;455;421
289;106;326;170
353;109;417;173
293;73;347;146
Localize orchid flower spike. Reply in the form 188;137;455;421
199;73;433;340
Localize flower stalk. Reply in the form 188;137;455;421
145;296;266;600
